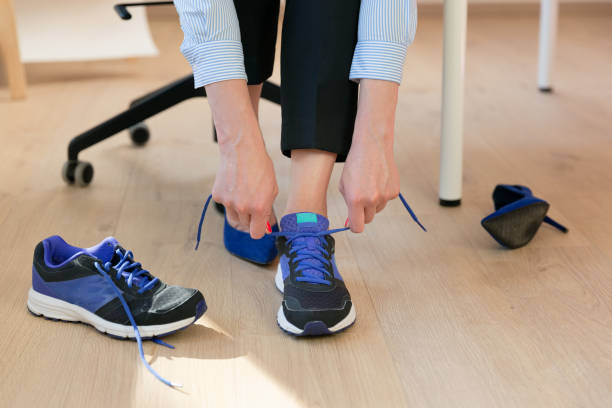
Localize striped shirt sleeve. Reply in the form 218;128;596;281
349;0;418;84
174;0;247;88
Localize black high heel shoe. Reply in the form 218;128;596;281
481;184;568;249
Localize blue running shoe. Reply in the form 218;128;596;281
196;195;279;264
28;235;206;387
273;213;355;336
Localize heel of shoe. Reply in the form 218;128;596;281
223;217;279;264
543;216;569;233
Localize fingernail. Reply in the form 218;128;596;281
266;221;272;233
344;217;349;228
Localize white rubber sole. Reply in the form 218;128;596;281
276;302;356;335
27;288;196;338
274;264;356;335
275;263;285;293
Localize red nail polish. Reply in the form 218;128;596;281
344;218;349;228
266;221;272;233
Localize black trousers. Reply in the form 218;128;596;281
233;0;361;162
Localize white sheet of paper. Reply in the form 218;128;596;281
14;0;159;63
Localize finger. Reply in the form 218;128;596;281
249;210;268;240
376;201;388;213
226;207;242;229
348;202;366;233
237;210;251;233
364;205;376;225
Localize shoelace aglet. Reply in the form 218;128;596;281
152;337;175;349
195;194;213;250
398;193;427;232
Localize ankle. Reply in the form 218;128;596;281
283;203;327;218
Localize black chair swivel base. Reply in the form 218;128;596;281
62;75;281;187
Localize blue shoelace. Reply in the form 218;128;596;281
94;248;181;388
271;227;349;285
195;192;426;285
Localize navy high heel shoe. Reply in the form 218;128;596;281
481;184;568;249
195;195;279;264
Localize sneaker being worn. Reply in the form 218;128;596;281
28;235;206;387
273;194;427;336
274;212;355;336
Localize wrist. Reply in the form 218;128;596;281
217;123;265;156
353;113;395;151
203;80;265;153
354;79;398;146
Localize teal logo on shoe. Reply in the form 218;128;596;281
296;213;318;224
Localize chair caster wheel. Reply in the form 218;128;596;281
62;160;94;187
129;123;150;146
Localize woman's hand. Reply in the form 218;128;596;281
206;80;278;239
339;79;400;233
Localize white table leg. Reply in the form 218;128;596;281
439;0;467;206
538;0;558;92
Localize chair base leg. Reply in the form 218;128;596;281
64;75;281;186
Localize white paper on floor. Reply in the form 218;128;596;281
14;0;159;63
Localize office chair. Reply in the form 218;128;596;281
62;1;281;187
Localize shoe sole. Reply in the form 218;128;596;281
481;201;549;249
274;264;356;336
27;288;206;339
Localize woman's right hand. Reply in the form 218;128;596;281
213;129;278;239
206;80;278;240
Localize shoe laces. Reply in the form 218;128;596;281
272;193;426;286
94;248;181;388
272;228;348;285
98;248;159;294
195;194;213;250
194;192;426;253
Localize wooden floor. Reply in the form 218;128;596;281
1;7;612;408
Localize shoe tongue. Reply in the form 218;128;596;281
89;237;153;289
280;212;329;233
280;213;330;283
88;237;120;263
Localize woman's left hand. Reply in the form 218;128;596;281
339;79;401;233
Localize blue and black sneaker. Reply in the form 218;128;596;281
273;194;427;336
273;213;355;336
28;235;206;387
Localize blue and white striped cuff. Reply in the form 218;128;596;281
181;40;248;88
349;41;408;85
